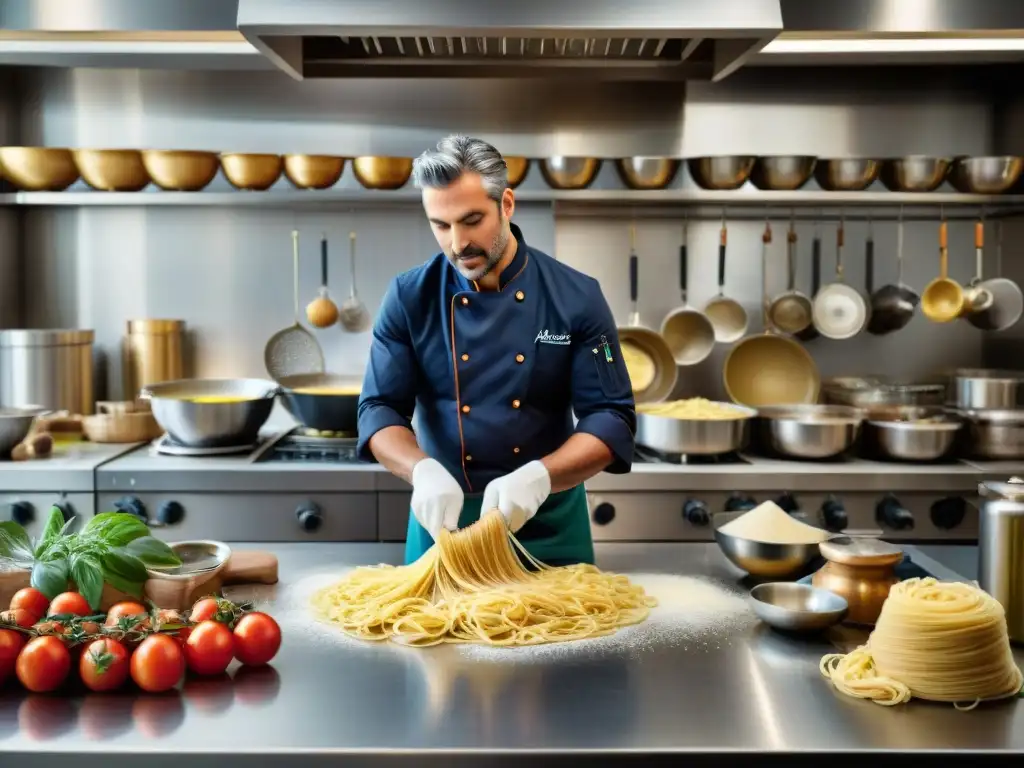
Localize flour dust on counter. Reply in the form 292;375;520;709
457;574;755;665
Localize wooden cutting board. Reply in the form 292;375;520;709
0;551;279;613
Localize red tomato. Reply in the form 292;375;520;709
16;636;71;693
79;638;130;693
0;628;26;685
47;592;91;617
232;612;281;667
104;601;148;627
175;625;193;646
130;634;184;693
184;620;235;676
189;598;220;624
0;609;36;629
10;588;49;620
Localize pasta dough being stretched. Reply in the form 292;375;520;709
311;510;655;647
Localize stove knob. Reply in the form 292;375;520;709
9;501;34;526
930;496;966;530
724;493;757;513
296;503;323;533
156;501;185;526
775;492;799;515
114;496;148;523
821;496;848;532
876;494;914;531
682;499;710;527
52;500;76;523
592;502;616;526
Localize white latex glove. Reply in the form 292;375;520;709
411;458;464;540
481;460;552;533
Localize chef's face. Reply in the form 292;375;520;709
423;172;515;281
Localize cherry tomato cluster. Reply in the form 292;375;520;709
0;588;281;694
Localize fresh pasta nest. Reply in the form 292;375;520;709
820;577;1023;707
310;510;655;647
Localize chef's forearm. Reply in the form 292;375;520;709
541;433;614;493
367;425;428;484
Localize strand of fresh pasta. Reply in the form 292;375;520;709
310;510;655;647
820;578;1023;707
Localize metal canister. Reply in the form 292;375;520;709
978;477;1024;642
0;329;95;414
123;319;185;399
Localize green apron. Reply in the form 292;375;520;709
403;484;594;567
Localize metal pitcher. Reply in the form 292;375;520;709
978;477;1024;642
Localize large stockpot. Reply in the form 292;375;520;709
277;373;361;433
950;369;1024;410
863;408;962;462
0;329;95;414
978;477;1024;643
140;378;277;448
123;319;186;399
756;405;865;460
635;403;757;455
959;409;1024;460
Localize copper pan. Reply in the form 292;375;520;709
73;149;150;192
283;155;346;190
0;147;79;191
352;156;412;190
142;150;219;191
505;156;529;188
220;153;283;191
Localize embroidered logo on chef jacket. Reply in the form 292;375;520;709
534;330;571;345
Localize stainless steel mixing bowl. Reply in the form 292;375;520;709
0;406;46;455
750;582;848;632
140;378;278;448
713;510;825;579
756;405;865;460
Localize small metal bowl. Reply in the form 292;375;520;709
539;157;601;190
73;149;150;192
0;147;79;191
220;153;283;191
505;156;530;188
750;583;848;633
614;157;681;190
949;156;1024;194
687;156;756;190
880;156;951;193
142;150;220;191
714;518;823;579
813;158;881;191
757;404;865;460
148;540;232;580
283;154;346;190
352;156;413;190
750;156;817;191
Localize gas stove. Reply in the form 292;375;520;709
254;429;359;464
632;446;750;466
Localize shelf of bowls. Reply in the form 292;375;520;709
0;150;1023;202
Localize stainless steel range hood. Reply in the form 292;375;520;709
236;0;783;82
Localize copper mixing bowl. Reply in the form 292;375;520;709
505;156;529;188
142;150;220;191
615;157;681;189
539;157;601;190
352;157;413;190
283;155;346;190
220;153;283;191
73;149;150;192
0;147;79;191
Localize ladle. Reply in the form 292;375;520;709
921;210;964;323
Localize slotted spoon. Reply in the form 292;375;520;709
339;230;370;333
264;229;325;380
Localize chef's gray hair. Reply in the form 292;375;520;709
412;135;508;202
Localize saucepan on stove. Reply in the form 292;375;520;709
139;378;277;448
277;373;362;434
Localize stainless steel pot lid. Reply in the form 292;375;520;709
979;476;1024;501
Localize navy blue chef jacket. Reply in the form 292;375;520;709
357;223;636;564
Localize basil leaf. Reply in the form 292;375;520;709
31;558;68;599
125;536;181;568
83;512;149;546
0;521;31;560
70;554;104;611
101;570;144;599
34;507;65;557
103;549;149;583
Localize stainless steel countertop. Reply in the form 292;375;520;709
1;541;1021;766
0;441;139;492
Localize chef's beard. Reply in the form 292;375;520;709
449;223;510;281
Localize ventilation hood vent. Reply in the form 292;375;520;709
237;0;783;81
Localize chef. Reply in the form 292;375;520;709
357;135;636;566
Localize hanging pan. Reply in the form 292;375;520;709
867;205;919;335
660;217;715;366
965;218;1024;332
704;210;749;344
767;211;814;337
812;212;868;340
